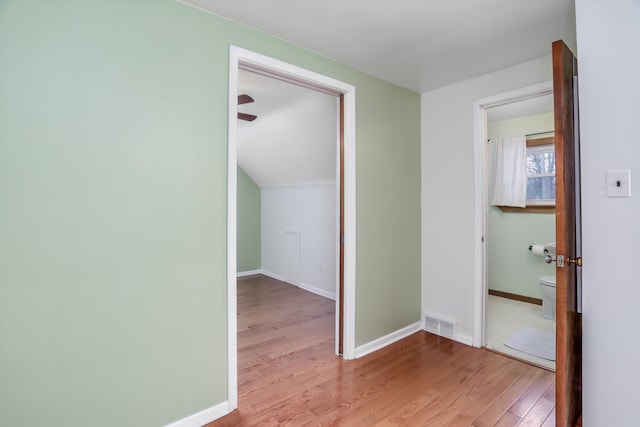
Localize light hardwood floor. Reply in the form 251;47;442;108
206;275;558;426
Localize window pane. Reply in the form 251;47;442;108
527;176;556;200
527;152;556;175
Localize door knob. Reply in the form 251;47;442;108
567;256;582;267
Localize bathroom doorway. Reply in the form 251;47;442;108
473;82;557;370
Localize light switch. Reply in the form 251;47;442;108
606;169;631;198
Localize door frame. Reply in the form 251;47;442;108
226;46;357;409
471;80;553;348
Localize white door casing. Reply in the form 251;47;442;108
471;81;553;348
227;46;357;410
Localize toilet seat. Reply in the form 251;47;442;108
539;275;556;287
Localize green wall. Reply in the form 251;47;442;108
0;1;421;426
237;167;261;272
355;80;422;345
487;112;555;299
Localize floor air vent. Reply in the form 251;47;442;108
424;312;457;340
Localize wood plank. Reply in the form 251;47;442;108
330;340;473;425
489;289;543;305
309;335;460;425
508;370;555;418
543;408;558;427
527;136;555;147
497;205;555;214
517;386;555;426
402;356;526;426
495;411;523;427
471;366;551;426
205;275;557;427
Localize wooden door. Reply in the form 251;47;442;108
552;39;582;427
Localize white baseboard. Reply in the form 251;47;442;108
242;271;336;300
165;401;231;427
299;282;336;300
260;270;284;281
420;323;473;347
454;333;473;346
355;321;422;359
237;269;262;277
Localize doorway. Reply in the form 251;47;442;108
236;67;336;296
472;81;554;355
483;94;556;370
226;46;357;409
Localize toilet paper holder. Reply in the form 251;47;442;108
528;245;555;263
528;245;549;254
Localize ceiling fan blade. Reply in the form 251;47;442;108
238;94;254;105
238;112;257;121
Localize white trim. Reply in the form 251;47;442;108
227;47;239;410
299;282;336;300
471;81;553;348
240;269;336;300
354;322;422;359
237;269;262;277
341;87;357;360
237;53;349;97
260;269;284;282
227;50;358;411
420;316;473;346
453;333;473;346
164;401;231;427
334;96;342;356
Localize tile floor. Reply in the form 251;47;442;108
486;295;556;370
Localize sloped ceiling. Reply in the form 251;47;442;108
237;69;338;188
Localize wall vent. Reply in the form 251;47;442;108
423;311;457;340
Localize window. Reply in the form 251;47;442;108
526;143;555;205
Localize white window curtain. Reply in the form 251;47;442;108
488;136;527;207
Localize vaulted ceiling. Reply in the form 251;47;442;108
237;69;338;187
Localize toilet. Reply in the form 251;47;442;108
539;275;556;320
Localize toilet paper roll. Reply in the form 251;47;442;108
530;244;547;256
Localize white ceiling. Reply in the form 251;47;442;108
190;1;571;187
237;69;338;187
184;0;576;93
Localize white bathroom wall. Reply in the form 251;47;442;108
421;55;553;344
576;1;640;424
488;112;554;139
261;184;337;299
